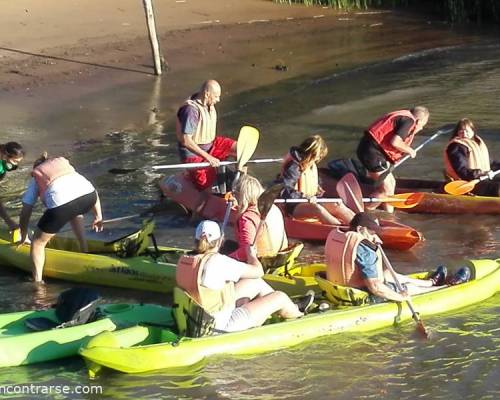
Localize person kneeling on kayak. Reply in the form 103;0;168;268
17;153;104;283
325;212;471;303
276;135;354;225
222;174;288;262
176;220;309;333
444;118;499;197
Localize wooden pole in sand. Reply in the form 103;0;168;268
142;0;162;76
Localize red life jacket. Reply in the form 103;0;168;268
366;110;417;163
32;157;75;197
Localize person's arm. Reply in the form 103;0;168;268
240;245;264;278
177;105;220;167
447;143;483;180
229;213;258;261
18;203;33;244
0;200;17;230
91;192;103;232
390;117;416;158
279;161;305;199
364;278;408;302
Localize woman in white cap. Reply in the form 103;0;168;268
176;220;311;333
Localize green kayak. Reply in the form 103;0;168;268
79;258;500;374
0;303;173;368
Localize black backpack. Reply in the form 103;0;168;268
25;288;101;331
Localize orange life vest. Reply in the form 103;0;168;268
281;153;319;197
176;98;217;145
325;228;383;289
32;157;75;197
366;110;417;163
176;252;235;315
444;136;491;181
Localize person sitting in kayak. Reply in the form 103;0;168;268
17;153;104;283
275;135;354;225
356;107;430;212
444;118;499;196
176;80;237;192
176;220;311;333
222;174;288;262
0;142;25;231
325;212;471;303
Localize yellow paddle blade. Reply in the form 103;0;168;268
386;193;424;208
236;126;260;170
444;180;476;195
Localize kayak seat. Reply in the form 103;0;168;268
260;242;304;273
315;271;370;306
172;287;217;338
105;219;155;257
25;288;101;332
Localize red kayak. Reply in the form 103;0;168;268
160;173;423;251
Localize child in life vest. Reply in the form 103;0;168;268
276;135;354;225
176;220;308;333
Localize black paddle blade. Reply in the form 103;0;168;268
258;184;284;219
108;168;139;174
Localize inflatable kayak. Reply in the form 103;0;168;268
160;173;423;250
319;169;500;214
0;303;173;367
79;258;500;374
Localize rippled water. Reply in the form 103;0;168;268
0;13;499;399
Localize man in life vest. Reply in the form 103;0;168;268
356;107;430;212
17;153;103;282
176;80;237;192
444;118;499;196
325;212;470;302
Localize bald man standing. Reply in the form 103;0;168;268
176;80;237;191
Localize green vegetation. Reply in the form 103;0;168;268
274;0;500;23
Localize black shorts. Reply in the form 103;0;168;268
37;191;97;234
357;135;391;173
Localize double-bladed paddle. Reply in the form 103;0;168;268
444;169;500;195
273;193;422;209
394;125;454;169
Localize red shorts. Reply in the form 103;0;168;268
184;136;236;190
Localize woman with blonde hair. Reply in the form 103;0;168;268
227;174;288;262
444;118;499;196
276;135;354;225
176;220;310;333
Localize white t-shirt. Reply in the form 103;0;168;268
22;173;95;209
200;253;247;329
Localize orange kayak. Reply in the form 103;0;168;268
160;173;423;250
283;216;422;250
319;169;500;215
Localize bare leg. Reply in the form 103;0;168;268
31;229;55;282
234;278;302;326
370;172;396;213
322;202;355;225
70;215;87;253
293;203;341;225
383;270;442;295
